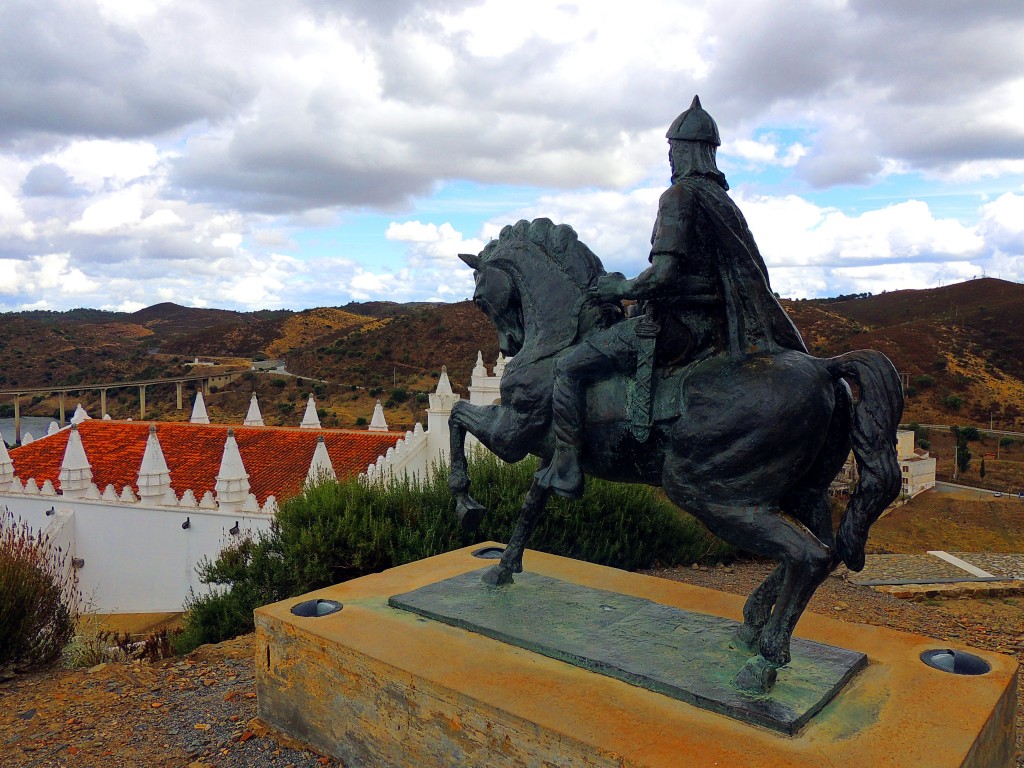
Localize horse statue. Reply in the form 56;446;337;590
448;218;903;693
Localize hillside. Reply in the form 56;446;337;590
3;278;1024;434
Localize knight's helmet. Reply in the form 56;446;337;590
666;95;720;145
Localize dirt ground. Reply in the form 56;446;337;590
2;492;1022;767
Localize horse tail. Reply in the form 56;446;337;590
826;350;904;571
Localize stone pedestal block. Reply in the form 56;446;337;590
255;545;1018;768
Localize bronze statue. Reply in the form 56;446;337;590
537;95;806;500
449;98;903;694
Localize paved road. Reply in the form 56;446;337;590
931;481;1024;502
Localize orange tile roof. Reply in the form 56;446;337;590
9;420;404;506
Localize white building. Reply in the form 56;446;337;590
1;356;507;614
896;429;937;498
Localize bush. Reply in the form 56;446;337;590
174;455;732;652
913;375;936;389
0;510;78;669
1000;437;1016;448
943;394;963;412
918;439;931;450
960;426;981;441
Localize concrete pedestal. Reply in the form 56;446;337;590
255;545;1019;768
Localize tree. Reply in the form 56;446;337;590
980;457;986;478
957;436;972;474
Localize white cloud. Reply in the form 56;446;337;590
0;252;98;297
1;0;1023;312
386;220;486;269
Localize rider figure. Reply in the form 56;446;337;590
535;95;807;500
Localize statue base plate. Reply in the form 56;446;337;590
390;570;865;735
255;544;1018;768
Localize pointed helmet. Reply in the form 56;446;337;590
666;95;720;146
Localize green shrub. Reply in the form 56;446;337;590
913;375;935;389
918;439;931;450
943;394;963;411
960;426;980;441
0;510;78;669
174;454;731;652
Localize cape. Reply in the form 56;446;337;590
662;177;807;358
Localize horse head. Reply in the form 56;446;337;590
460;218;611;361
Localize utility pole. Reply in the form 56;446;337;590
951;425;959;482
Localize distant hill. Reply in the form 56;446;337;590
2;278;1023;433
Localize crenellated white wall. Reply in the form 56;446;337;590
361;355;507;484
1;353;508;614
2;491;271;613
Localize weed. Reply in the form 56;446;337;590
0;508;79;670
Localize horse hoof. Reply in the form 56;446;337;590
456;496;487;532
481;565;514;587
732;623;759;652
734;655;779;694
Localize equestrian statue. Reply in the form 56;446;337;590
448;96;903;694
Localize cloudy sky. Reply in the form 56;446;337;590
1;0;1023;313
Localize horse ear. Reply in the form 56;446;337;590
458;252;481;270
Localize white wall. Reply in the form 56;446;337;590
2;491;271;613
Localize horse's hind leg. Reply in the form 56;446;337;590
663;485;830;692
482;476;551;586
737;488;836;650
734;564;783;651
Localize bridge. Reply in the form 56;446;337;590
1;371;245;444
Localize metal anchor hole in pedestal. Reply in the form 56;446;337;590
290;598;343;617
920;649;991;675
472;546;505;559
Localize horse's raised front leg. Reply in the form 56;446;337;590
448;400;540;532
448;402;489;531
482;474;551;586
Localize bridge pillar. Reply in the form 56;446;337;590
13;395;20;445
59;391;65;426
176;382;183;410
139;385;147;420
100;388;107;418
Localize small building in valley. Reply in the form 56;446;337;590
896;429;936;498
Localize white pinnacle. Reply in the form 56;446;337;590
0;436;13;489
368;400;389;431
472;350;487;378
435;366;454;396
299;395;321;429
70;403;91;424
137;425;172;499
305;435;337;485
58;424;93;497
215;428;250;510
191;391;210;424
244;393;264;426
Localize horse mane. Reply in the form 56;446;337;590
478;218;606;289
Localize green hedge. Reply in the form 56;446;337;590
174;454;731;653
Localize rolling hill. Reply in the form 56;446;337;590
2;278;1023;433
